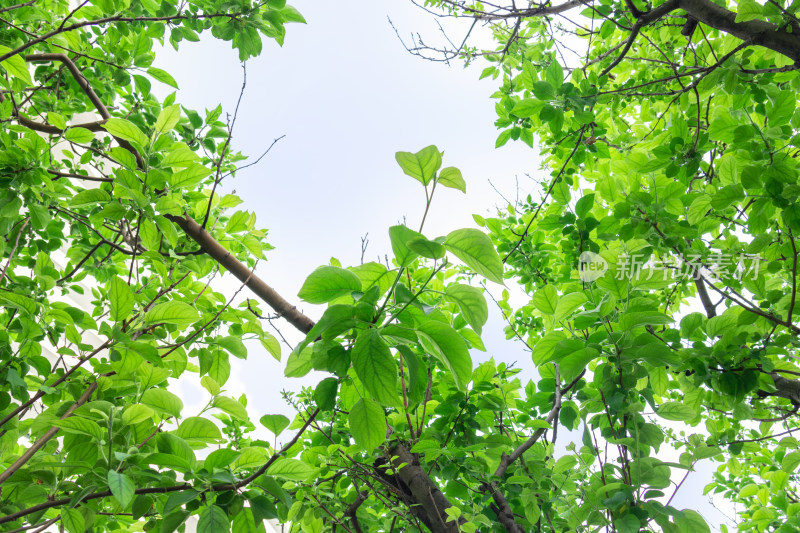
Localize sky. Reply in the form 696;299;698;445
154;1;736;529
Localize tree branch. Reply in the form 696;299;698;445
167;213;315;334
387;444;464;533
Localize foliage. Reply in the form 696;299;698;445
4;0;800;532
396;0;799;531
0;0;313;530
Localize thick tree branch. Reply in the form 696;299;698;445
694;277;717;318
770;374;800;405
26;54;109;119
345;491;367;533
680;0;800;63
167;213;315;334
15;54;317;335
387;444;464;533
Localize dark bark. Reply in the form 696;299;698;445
679;0;800;64
695;278;717;318
771;374;800;405
166;214;315;334
386;444;465;533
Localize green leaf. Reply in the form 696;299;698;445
554;291;587;322
675;509;710;533
162;143;200;167
395;145;442;185
141;388;183;418
61;508;85;533
687;194;711;225
267;458;314;481
444;228;504;284
163;490;199;516
70;188;111;207
169;163;212;189
512;98;541;118
389;225;424;267
0;45;31;84
260;332;281;361
735;0;763;22
649;366;668;396
55;416;104;440
145;301;199;327
298;266;362;304
161;511;190;533
0;291;37;315
217;336;247;358
200;376;220;396
207;350;230;386
656;402;697;422
532;285;558;315
103;118;149;147
416;321;472;391
64;127;95;143
739;483;758;498
553;455;578;474
204;448;241;470
108;470;135;508
348;398;386;452
213;396;248;420
234;448;267;471
155;105;181;134
147;67;179;88
352;330;398;406
314;377;339;411
532;81;555;100
123;404;155;425
444;284;488;334
711;185;744;211
575;194;595;217
706;312;738;337
618;311;674;331
299;305;356;351
260;414;290;436
546;58;564;87
47;112;67;130
767;90;796;125
350;262;393;294
782;451;800;472
694;445;723;460
198;505;230;533
280;5;306;23
176;417;222;442
559;347;598;382
532;331;566;365
284;346;313;377
406;236;446;259
247;494;279;523
109;276;134;323
438;167;466;193
614;514;640;533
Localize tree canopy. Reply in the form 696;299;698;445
2;0;800;532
